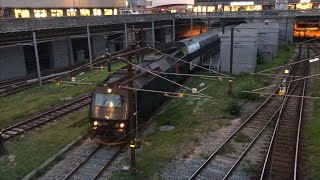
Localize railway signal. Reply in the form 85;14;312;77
130;141;136;173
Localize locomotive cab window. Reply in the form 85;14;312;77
95;94;122;108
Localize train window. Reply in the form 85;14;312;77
34;9;47;18
80;9;91;16
104;9;113;15
14;9;30;18
95;94;122;108
51;9;63;17
67;9;77;16
174;51;184;58
93;9;102;16
114;8;118;15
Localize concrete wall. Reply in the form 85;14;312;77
2;0;125;8
236;23;279;62
92;35;106;58
0;46;27;80
220;30;258;74
160;26;173;44
246;18;294;46
51;39;72;69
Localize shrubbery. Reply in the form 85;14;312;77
235;78;261;100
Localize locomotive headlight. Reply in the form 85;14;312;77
115;123;119;128
120;123;125;128
107;88;112;93
93;121;99;126
109;102;114;107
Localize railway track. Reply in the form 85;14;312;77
255;44;312;180
258;65;308;179
62;144;126;180
187;45;314;179
1;95;91;141
0;50;126;96
187;88;284;179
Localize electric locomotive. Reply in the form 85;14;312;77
89;29;222;140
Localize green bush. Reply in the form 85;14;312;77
225;101;241;116
235;78;261;100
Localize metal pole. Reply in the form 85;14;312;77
86;26;93;69
207;19;210;31
152;21;155;48
32;31;42;86
128;56;135;140
191;17;193;36
284;15;288;46
130;141;136;172
228;27;234;95
125;23;128;49
173;18;176;43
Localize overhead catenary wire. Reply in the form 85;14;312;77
119;57;213;99
149;47;230;77
254;55;320;74
151;71;234;79
242;91;320;99
119;85;212;99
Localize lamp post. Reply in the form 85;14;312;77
228;27;234;95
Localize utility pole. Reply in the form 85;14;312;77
32;32;42;86
152;21;155;48
127;55;135;140
284;15;289;47
172;18;176;43
86;26;93;69
125;23;128;49
191;17;193;36
228;27;234;96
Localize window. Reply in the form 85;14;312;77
51;9;63;17
67;9;77;16
113;8;118;15
207;6;215;12
14;9;30;18
93;9;102;16
34;9;47;18
95;94;122;108
104;9;113;15
80;9;90;16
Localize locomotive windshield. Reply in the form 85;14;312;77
95;94;122;108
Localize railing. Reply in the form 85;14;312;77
181;9;320;18
0;14;175;33
0;10;318;33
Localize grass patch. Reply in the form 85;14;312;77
0;108;90;180
234;132;250;143
255;45;295;73
219;143;236;155
235;76;262;101
224;100;242;116
242;160;255;175
0;62;126;128
305;62;320;179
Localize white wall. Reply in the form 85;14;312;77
148;0;194;8
2;0;125;8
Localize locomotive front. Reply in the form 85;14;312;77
89;86;129;139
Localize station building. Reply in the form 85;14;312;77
194;0;319;12
0;0;126;18
146;0;194;13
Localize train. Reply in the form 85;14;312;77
89;29;221;141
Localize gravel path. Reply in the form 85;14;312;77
39;138;100;180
